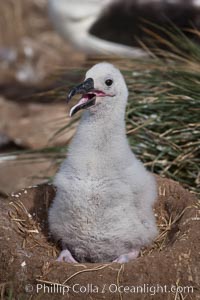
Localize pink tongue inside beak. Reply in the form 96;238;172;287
69;94;93;117
78;96;89;104
73;96;88;107
69;91;108;117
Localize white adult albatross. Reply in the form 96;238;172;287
48;0;200;57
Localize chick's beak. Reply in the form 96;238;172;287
67;78;96;117
67;78;94;102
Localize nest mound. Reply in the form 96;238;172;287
0;176;199;299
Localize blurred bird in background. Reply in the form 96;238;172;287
48;0;200;57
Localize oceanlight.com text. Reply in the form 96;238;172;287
25;283;194;296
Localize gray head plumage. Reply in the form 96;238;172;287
68;62;128;117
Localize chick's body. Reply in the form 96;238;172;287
48;63;158;263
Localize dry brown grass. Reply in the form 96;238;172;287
9;198;57;256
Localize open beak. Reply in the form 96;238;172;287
67;78;96;117
67;78;107;117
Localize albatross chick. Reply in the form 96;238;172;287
48;62;158;263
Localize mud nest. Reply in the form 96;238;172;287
0;176;199;300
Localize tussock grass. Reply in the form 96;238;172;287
124;27;200;195
125;64;200;195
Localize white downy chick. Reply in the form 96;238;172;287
48;62;158;263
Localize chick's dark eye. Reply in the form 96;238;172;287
105;79;113;86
